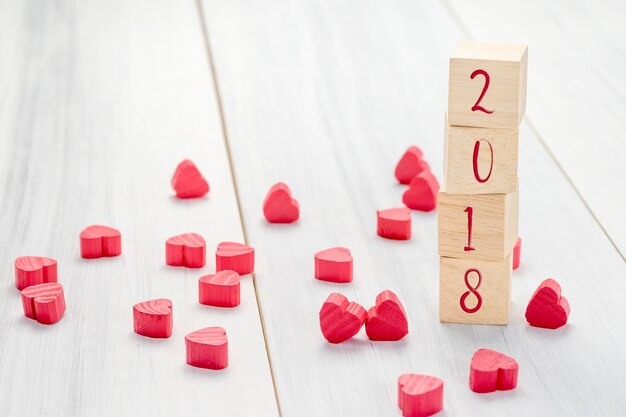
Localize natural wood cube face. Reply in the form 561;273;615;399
438;184;518;261
444;122;519;194
448;42;528;129
439;254;512;325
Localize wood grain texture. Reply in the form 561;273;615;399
439;254;512;325
0;0;278;416
438;185;518;261
445;0;626;257
448;42;528;129
444;122;519;194
201;0;626;415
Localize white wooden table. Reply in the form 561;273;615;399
1;0;624;416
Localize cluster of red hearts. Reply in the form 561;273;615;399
313;147;570;416
13;154;572;414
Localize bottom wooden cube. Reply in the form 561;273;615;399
439;254;512;325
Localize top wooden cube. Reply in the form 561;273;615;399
448;42;528;129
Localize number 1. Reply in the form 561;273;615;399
464;206;475;252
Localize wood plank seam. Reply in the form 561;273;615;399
193;0;283;414
439;0;625;262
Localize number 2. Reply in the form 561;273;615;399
470;69;494;114
464;206;475;252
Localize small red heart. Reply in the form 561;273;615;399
395;146;429;184
319;293;366;343
199;270;241;308
171;159;209;199
166;233;206;268
397;373;444;417
377;208;412;240
80;225;122;259
314;247;353;283
513;237;522;270
402;171;440;212
525;278;570;329
14;256;58;291
263;182;300;223
133;298;173;338
21;282;66;325
469;348;519;393
185;326;228;369
366;290;409;341
216;242;255;275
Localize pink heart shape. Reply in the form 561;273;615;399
377;208;412;240
366;290;409;341
216;242;255;275
525;278;569;329
185;326;228;369
80;225;122;258
263;182;300;223
314;247;353;283
21;282;66;325
166;233;206;268
469;348;518;393
14;256;58;290
171;159;209;199
395;146;428;184
133;298;173;338
199;270;241;308
398;373;444;417
319;293;366;343
402;171;440;212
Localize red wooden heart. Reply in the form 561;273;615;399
171;159;209;199
166;233;206;268
395;146;428;184
397;373;444;417
525;278;569;329
402;171;440;212
185;326;228;369
21;282;66;325
377;207;412;240
80;225;122;259
263;182;300;223
319;293;366;343
216;241;255;275
133;298;173;338
469;348;518;393
314;247;353;283
366;290;409;341
199;270;241;308
14;256;58;290
513;237;522;270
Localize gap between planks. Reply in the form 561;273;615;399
439;0;625;262
193;0;284;415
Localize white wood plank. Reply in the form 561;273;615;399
0;1;278;416
201;0;626;415
444;0;626;257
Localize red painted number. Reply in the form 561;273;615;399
470;69;494;114
464;206;475;252
460;268;482;313
472;139;494;183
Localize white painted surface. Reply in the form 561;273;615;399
201;0;626;416
0;0;278;416
1;0;625;415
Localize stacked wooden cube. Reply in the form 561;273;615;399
439;42;528;325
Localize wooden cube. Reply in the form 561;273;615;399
444;119;519;194
439;254;512;325
438;183;518;261
448;42;528;129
